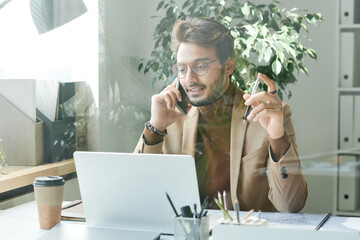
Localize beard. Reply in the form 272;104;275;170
188;71;228;107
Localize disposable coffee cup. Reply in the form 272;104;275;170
33;176;65;229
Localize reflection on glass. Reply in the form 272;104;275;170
30;0;87;34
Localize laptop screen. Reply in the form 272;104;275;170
74;151;201;234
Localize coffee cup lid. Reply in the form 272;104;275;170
33;176;65;186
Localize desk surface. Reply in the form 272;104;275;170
0;159;76;193
0;201;359;240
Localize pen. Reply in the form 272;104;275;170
234;202;240;224
193;205;197;225
222;190;228;212
243;76;260;120
165;192;180;217
315;213;331;230
243;209;254;221
218;191;223;206
198;196;209;218
214;198;233;221
194;204;197;218
61;200;82;210
165;192;188;235
217;191;225;219
201;210;208;218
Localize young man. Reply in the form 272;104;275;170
135;18;307;212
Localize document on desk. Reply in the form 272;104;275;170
61;200;85;222
259;212;330;230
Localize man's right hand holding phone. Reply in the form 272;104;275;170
144;80;185;145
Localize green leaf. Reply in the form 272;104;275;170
241;3;250;17
314;13;323;20
243;47;251;58
307;48;317;60
244;25;255;36
301;23;308;33
260;25;268;37
299;63;308;74
166;7;175;18
281;25;289;33
264;47;273;62
288;12;299;18
272;59;282;75
138;63;143;72
254;41;263;51
156;1;164;11
182;0;190;9
278;51;285;63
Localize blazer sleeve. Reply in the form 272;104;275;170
133;134;164;154
266;104;308;212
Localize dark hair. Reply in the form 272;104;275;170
171;18;235;66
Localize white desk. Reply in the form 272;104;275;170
1;201;360;240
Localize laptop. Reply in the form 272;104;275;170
39;152;201;239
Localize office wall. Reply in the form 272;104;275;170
99;0;338;213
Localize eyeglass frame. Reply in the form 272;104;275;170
171;58;219;79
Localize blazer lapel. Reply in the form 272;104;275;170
230;88;248;206
182;107;199;157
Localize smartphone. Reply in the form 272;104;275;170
175;79;189;115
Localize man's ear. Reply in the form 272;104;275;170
225;58;235;75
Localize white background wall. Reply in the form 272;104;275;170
99;0;339;213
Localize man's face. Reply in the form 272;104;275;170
176;42;230;107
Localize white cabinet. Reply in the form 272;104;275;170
335;0;360;216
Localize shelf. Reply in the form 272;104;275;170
336;150;360;155
339;24;360;29
337;88;360;92
0;159;76;193
336;210;360;217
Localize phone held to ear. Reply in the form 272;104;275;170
176;79;189;115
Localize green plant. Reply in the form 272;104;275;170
138;0;322;99
0;139;8;175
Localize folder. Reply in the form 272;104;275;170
340;32;356;88
37;109;68;163
36;79;60;122
338;154;360;211
0;96;43;166
339;95;354;150
0;79;37;122
354;95;360;149
340;0;360;24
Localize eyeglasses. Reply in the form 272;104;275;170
171;59;218;79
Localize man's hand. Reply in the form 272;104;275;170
149;80;185;132
243;73;285;139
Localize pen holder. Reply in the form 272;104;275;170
174;216;209;240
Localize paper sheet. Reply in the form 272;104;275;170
259;212;329;230
208;210;329;230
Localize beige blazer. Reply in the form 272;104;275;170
134;87;307;212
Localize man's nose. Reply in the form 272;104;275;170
185;66;196;83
